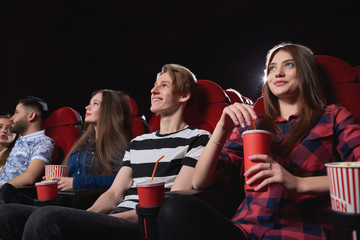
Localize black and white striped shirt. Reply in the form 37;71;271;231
118;125;210;209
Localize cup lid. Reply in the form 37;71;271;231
242;130;272;136
136;180;165;187
35;180;58;186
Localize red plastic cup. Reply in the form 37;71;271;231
45;165;69;180
137;180;165;207
35;180;58;200
242;130;272;191
326;162;360;213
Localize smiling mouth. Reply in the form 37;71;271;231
152;97;162;102
274;81;288;86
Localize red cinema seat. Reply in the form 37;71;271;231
148;80;229;134
128;97;149;139
315;55;360;122
253;85;265;115
225;89;254;105
253;96;265;115
225;89;241;104
147;112;160;132
43;107;82;164
353;65;360;87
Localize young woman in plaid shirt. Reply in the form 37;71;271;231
157;43;360;240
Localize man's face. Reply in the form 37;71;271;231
10;103;29;135
150;72;183;115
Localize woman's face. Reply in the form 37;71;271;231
85;92;102;125
0;118;16;148
267;50;301;102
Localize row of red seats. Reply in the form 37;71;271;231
44;55;360;165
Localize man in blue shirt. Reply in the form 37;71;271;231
0;96;55;188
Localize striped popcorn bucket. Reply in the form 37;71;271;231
45;165;69;180
325;162;360;213
326;162;360;240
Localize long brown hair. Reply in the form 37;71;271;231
0;114;18;168
258;43;327;157
63;89;132;175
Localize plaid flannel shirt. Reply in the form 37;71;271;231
218;104;360;240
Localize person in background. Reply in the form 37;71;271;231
157;43;360;240
0;63;210;240
53;89;132;190
0;96;55;188
0;114;18;175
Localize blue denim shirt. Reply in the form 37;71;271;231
68;147;121;189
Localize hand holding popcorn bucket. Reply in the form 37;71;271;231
325;162;360;240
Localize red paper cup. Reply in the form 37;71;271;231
45;165;69;179
242;130;272;191
137;180;165;207
35;180;58;200
326;162;360;213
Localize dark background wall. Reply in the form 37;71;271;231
1;0;359;121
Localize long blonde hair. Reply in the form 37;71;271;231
63;90;132;175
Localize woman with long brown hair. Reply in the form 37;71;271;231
259;43;328;158
157;43;360;239
53;89;132;190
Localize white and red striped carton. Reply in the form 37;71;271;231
325;162;360;213
45;165;69;179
